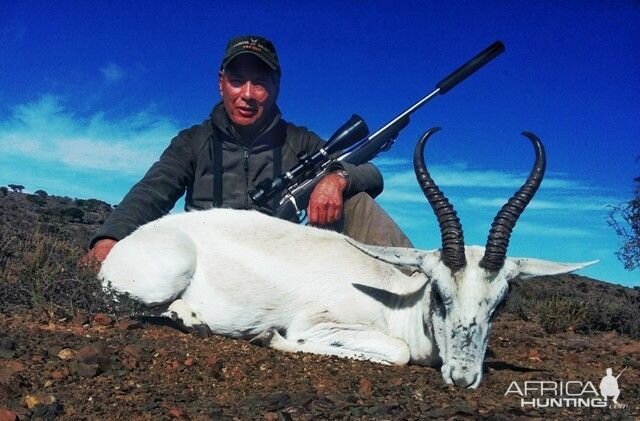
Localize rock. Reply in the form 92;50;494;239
204;356;220;367
121;344;145;369
526;349;543;363
0;338;16;359
47;346;63;357
365;404;394;416
184;357;195;367
73;343;111;377
116;318;143;331
74;363;99;378
423;407;451;419
23;394;56;410
0;408;18;421
0;362;25;397
50;368;69;381
451;400;475;415
0;338;15;351
76;344;110;369
267;392;290;411
93;313;113;326
166;360;185;373
168;406;188;418
71;312;90;326
205;358;224;380
122;344;144;358
57;348;75;360
30;395;61;418
263;412;279;421
358;378;372;395
0;349;15;360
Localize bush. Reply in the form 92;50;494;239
62;207;84;223
537;295;588;334
26;194;48;206
0;227;143;318
505;277;640;339
608;175;640;270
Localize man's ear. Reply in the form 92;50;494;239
270;72;281;102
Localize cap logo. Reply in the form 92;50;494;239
222;36;279;71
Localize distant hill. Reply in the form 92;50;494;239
0;188;113;248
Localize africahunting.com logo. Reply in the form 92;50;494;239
505;367;629;409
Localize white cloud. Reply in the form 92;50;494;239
0;95;178;174
100;62;125;82
465;197;614;211
381;166;588;190
372;156;411;169
514;222;594;238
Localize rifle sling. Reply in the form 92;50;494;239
272;143;282;213
211;132;223;208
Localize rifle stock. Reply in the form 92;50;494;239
271;41;505;222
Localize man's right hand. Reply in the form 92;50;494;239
80;238;118;268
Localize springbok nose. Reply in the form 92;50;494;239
451;368;478;388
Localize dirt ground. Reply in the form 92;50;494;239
1;310;638;420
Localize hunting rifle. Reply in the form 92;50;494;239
249;41;506;222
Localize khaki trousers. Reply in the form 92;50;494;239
328;192;413;248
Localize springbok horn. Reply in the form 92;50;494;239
479;132;546;272
414;128;466;272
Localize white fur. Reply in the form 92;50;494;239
99;208;596;388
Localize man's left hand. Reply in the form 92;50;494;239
307;172;348;226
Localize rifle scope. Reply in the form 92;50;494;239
249;114;369;205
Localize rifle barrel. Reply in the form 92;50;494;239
340;41;504;162
371;88;440;142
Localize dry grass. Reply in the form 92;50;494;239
506;277;640;339
0;226;143;319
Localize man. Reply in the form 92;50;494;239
85;36;411;264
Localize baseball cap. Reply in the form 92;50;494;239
221;36;280;72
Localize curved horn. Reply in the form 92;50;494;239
414;127;466;272
479;132;546;272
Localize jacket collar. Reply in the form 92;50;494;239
210;102;283;147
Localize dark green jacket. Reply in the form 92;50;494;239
91;103;383;247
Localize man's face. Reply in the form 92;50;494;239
218;54;279;127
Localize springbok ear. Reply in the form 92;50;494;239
345;237;426;267
512;257;599;279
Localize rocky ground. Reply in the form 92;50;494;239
1;311;639;420
1;190;639;419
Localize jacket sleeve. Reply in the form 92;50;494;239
302;129;384;198
89;129;196;247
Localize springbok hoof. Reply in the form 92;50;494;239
249;329;276;347
189;323;213;338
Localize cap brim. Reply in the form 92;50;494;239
223;51;279;71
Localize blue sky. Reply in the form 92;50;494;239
0;1;638;286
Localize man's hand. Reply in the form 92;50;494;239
80;238;118;269
307;171;348;226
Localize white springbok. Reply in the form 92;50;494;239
100;128;596;388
